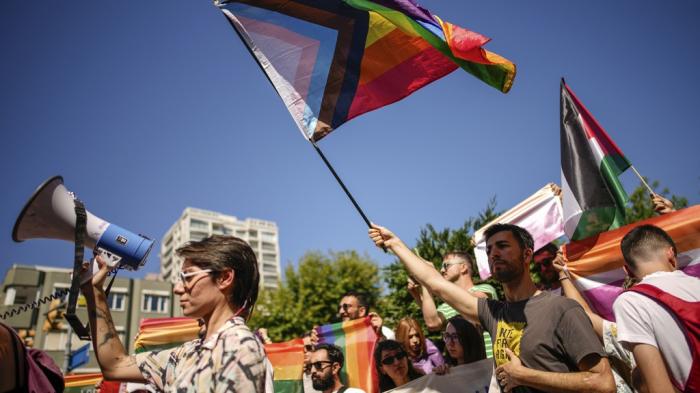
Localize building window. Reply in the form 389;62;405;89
249;230;258;238
142;294;169;313
190;219;208;230
261;232;276;243
261;242;275;252
45;328;125;351
107;292;126;311
263;264;277;273
262;253;277;263
190;231;207;242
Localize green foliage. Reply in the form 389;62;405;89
379;197;503;329
249;250;381;342
625;178;688;224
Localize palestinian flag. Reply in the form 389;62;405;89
560;79;631;241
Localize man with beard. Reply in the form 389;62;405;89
309;344;366;393
369;223;615;393
337;291;394;340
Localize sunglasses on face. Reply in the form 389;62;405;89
178;269;213;285
442;332;459;342
310;361;334;371
339;303;354;311
440;261;465;271
381;351;407;366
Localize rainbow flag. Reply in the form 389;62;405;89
133;317;200;353
217;0;515;142
563;205;700;321
265;339;305;393
318;317;378;393
63;373;111;393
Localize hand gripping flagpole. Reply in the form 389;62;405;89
310;140;387;253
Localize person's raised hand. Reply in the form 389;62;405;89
651;193;675;214
368;223;399;249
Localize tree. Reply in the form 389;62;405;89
378;198;502;329
625;178;688;224
249;250;381;342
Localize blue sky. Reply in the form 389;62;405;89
1;1;698;281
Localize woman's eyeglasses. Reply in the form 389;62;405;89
310;361;334;371
442;332;459;343
380;352;407;366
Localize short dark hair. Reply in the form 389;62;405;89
341;291;369;310
621;225;677;270
314;343;344;368
443;251;475;275
177;235;260;318
483;223;534;251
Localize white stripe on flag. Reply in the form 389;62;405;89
474;184;565;279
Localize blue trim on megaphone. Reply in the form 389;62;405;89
97;224;154;270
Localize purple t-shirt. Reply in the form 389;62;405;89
412;338;445;374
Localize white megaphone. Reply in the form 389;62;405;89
13;176;154;271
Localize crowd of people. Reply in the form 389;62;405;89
1;194;698;393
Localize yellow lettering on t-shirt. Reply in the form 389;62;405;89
493;320;526;366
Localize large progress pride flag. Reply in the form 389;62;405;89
318;317;379;393
563;205;700;321
217;0;515;142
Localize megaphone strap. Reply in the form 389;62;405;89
64;199;92;340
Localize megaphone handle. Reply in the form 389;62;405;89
95;248;122;268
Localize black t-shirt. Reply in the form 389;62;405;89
478;291;605;393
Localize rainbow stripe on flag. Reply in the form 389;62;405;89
64;374;123;393
563;205;700;321
266;339;305;393
133;317;200;353
317;317;378;393
217;0;515;141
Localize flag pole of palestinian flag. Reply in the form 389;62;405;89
560;79;631;241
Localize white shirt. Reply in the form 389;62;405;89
332;388;366;393
613;270;700;389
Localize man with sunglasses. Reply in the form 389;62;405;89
309;343;366;393
408;251;497;357
338;291;394;340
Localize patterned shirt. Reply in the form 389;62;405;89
437;283;498;358
135;317;269;392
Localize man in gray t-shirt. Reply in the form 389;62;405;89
369;223;615;393
479;292;605;392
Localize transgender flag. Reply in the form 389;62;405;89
318;317;379;393
563;205;700;321
560;79;631;241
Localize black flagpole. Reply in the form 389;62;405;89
310;140;387;252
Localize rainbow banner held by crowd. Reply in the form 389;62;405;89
265;338;306;393
217;0;515;142
318;317;379;393
563;205;700;321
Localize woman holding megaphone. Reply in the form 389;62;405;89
80;235;271;392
